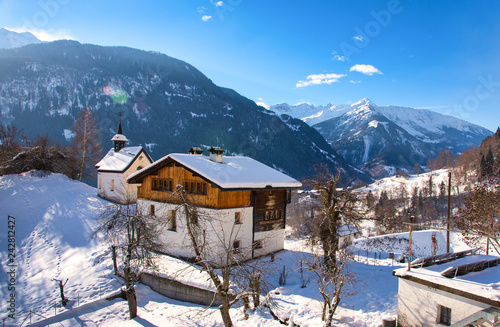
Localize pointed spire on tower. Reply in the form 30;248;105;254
117;116;123;135
111;114;128;152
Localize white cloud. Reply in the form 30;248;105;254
201;15;213;22
256;101;270;110
350;80;361;84
6;26;75;42
331;51;346;62
332;54;346;62
211;0;223;6
352;35;365;42
349;64;383;76
197;6;206;13
296;73;346;88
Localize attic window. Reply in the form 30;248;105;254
152;178;173;192
184;181;207;195
137;166;143;171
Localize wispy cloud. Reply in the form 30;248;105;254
331;51;346;62
201;15;213;22
211;0;223;7
352;35;365;42
349;64;382;76
6;26;75;42
296;73;346;88
350;80;361;84
197;6;206;13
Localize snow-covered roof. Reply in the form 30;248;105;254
95;146;144;172
128;153;302;189
338;224;359;237
393;254;500;305
111;133;128;142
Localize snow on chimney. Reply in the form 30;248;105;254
209;147;224;163
188;147;204;155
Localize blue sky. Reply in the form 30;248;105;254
1;0;499;131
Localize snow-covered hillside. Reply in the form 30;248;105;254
0;172;122;326
0;173;475;326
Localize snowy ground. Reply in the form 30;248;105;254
0;173;474;327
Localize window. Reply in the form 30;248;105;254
253;240;263;249
234;212;242;224
233;240;241;253
152;178;173;192
137;166;143;171
149;204;155;216
110;179;114;191
264;210;282;221
183;180;207;195
438;305;451;325
167;210;177;231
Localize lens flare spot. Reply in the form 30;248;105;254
102;86;113;95
111;89;128;105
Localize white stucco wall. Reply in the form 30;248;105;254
253;229;285;258
397;278;491;327
137;199;286;264
137;199;255;265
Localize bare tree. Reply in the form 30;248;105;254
456;180;500;252
0;125;27;164
71;107;102;181
305;166;362;270
172;186;274;327
52;278;69;307
92;204;164;319
299;248;358;326
0;134;77;178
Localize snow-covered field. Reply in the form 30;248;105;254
0;173;474;327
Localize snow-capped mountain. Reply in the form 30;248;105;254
273;99;492;178
0;40;367;182
270;102;352;126
0;28;41;49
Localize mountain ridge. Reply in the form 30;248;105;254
0;39;368;183
271;99;492;178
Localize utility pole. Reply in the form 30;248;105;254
408;212;414;271
487;214;491;254
447;171;451;253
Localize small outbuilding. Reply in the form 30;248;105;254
393;249;500;326
95;120;152;204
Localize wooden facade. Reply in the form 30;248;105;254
137;162;252;209
252;190;288;232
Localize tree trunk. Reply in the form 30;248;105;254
111;245;118;275
219;299;233;327
78;112;88;181
126;286;138;319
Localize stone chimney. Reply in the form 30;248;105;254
209;147;224;163
188;147;204;155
